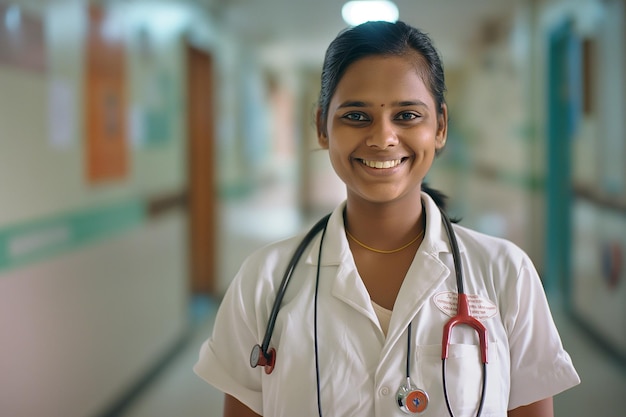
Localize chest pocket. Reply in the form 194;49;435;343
415;342;505;416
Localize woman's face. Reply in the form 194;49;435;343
318;54;447;207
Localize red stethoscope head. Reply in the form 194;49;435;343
250;344;276;374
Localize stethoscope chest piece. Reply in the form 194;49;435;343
397;377;429;414
250;344;276;374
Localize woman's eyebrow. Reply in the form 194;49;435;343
393;100;428;107
336;100;369;109
336;100;429;109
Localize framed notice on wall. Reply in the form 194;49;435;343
85;5;128;183
0;3;46;72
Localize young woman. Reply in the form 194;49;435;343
194;21;580;417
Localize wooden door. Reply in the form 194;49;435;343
186;44;216;294
85;5;128;183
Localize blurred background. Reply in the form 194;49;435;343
0;0;625;416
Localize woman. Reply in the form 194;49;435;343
194;20;580;417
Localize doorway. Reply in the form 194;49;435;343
186;43;216;295
545;19;581;300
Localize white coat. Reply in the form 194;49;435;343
194;192;580;416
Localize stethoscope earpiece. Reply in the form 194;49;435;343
250;344;276;374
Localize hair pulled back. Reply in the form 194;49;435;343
317;20;446;134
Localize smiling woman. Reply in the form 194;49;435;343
194;20;580;417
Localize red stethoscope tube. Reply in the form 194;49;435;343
441;293;488;363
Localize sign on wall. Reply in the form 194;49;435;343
0;3;46;72
85;5;128;183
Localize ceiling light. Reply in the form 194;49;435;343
341;0;399;26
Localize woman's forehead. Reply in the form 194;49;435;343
332;55;434;106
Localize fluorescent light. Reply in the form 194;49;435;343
341;1;399;26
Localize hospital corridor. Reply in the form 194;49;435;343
1;0;625;416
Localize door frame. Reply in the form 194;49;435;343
545;18;581;302
186;42;217;295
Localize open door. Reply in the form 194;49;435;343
186;43;216;294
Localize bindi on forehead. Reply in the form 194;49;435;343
380;104;385;107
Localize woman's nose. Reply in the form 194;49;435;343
365;119;398;149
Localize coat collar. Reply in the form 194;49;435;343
303;191;465;268
300;192;466;346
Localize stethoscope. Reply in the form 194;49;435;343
250;207;488;416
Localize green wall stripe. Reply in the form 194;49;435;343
0;199;145;272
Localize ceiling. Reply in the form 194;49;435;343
11;0;521;69
212;0;522;69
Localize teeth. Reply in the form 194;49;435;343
362;159;401;169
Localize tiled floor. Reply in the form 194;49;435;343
119;192;626;417
117;299;224;417
551;308;626;417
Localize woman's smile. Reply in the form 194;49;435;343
355;156;412;178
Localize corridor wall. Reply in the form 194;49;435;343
0;2;231;416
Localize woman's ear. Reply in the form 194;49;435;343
435;103;448;150
316;108;329;149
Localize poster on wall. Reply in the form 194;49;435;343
138;71;174;147
85;4;128;183
131;27;174;148
48;78;77;149
0;3;46;72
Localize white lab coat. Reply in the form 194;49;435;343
194;192;580;416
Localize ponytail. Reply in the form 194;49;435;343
421;182;460;223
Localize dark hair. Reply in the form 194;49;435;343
317;20;453;213
317;20;446;133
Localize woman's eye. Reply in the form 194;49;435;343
396;112;419;121
343;112;368;122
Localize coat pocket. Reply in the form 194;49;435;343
415;341;505;416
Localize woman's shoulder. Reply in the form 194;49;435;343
450;223;543;300
452;222;533;266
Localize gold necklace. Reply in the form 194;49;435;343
346;229;425;254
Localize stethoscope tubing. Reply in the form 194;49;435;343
258;214;331;360
443;360;487;417
313;215;329;417
441;209;464;294
253;208;488;416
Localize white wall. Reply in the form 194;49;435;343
0;2;237;416
0;212;188;417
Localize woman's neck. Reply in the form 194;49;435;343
344;195;425;251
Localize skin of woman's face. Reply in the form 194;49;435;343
318;54;448;208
